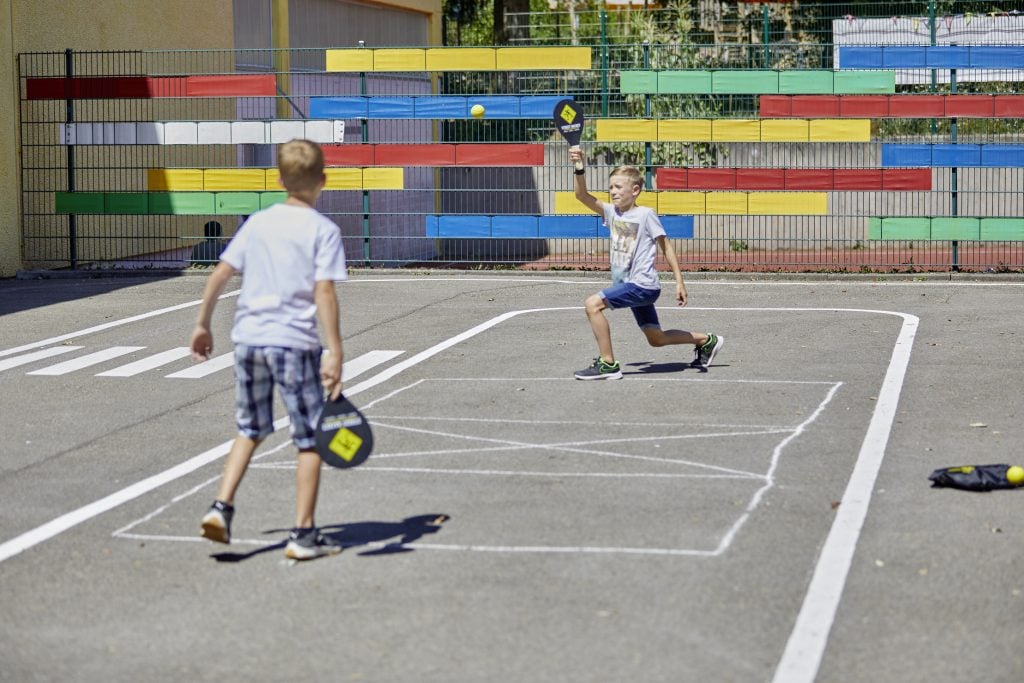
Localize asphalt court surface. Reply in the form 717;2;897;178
1;272;1022;682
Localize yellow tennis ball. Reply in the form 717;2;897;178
1006;465;1024;485
471;104;485;118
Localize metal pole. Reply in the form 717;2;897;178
64;48;77;269
929;0;937;136
950;54;959;271
600;11;609;117
643;42;652;188
359;41;371;266
763;5;770;67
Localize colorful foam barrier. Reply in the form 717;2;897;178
309;95;567;119
320;144;545;166
424;214;694;239
552;192;828;215
839;46;1024;70
656;168;931;191
146;168;404;191
325;46;592;72
55;191;288;215
619;70;895;95
594;118;871;142
760;95;1024;118
881;144;1024;167
58;120;344;145
868;217;1024;241
26;74;277;100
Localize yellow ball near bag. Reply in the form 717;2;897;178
1007;465;1024;486
471;104;485;118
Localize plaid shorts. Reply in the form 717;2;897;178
233;345;323;449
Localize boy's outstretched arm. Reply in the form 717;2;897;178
656;235;689;307
190;261;237;360
570;148;603;216
314;279;344;400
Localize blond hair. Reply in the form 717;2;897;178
610;165;644;191
278;139;325;192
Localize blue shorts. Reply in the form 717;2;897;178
600;282;662;329
233;345;323;449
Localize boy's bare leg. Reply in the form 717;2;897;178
584;294;615;362
641;327;710;348
294;448;321;529
214;435;260;504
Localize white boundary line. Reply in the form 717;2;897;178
0;298;920;683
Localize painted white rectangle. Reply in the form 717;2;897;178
231;121;267;144
197;121;232;144
341;350;403;382
269;120;305;144
75;123;92;145
91;123;106;144
304;120;334;143
136;122;164;145
101;123;115;144
165;352;234;379
27;346;144;376
114;122;137;144
96;347;193;377
164;122;198;145
0;346;83;372
333;120;346;143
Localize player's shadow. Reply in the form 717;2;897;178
624;360;727;375
209;513;450;562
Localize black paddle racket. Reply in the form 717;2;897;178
553;98;585;171
315;394;374;468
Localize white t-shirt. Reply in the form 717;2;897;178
601;203;665;289
220;203;347;349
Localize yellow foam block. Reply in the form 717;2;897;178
495;47;591;70
325;49;373;72
711;120;761;142
809;119;871;142
595;119;656;142
265;169;281;189
147;169;204;191
657;119;712;142
760;119;810;142
705;192;749;214
324;168;363;190
425;48;496;71
373;49;426;72
362;167;404;190
748;192;828;215
204;169;267;192
658;192;706;215
555;192;591;214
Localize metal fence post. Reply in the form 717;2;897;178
600;10;608;117
359;40;371;265
950;48;959;271
643;41;652;188
64;48;77;270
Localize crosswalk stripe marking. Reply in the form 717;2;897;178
26;346;145;376
96;347;193;377
165;352;234;379
342;350;404;382
0;346;83;373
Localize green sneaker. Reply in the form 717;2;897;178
692;334;723;369
575;358;623;380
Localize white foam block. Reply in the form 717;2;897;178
304;120;334;143
163;122;198;145
269;120;305;144
197;121;232;144
114;122;137;144
137;122;164;145
230;121;267;144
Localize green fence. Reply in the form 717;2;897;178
17;1;1024;272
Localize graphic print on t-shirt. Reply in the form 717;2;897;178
609;215;640;284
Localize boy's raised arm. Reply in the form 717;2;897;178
570;148;603;216
314;279;344;400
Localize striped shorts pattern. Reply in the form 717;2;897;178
233;345;323;449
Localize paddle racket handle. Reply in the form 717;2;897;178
570;145;583;172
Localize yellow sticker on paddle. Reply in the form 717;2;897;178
559;104;577;124
328;428;363;462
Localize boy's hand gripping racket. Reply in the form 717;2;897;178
553;98;585;171
315;394;374;468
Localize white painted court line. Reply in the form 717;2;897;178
0;349;404;564
772;311;919;683
0;290;239;359
0;346;83;372
96;347;193;377
165;352;234;379
343;350;403;382
26;346;145;376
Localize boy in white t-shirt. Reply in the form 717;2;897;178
189;139;348;560
569;148;723;379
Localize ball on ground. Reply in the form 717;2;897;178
471;104;485;119
1006;465;1024;485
